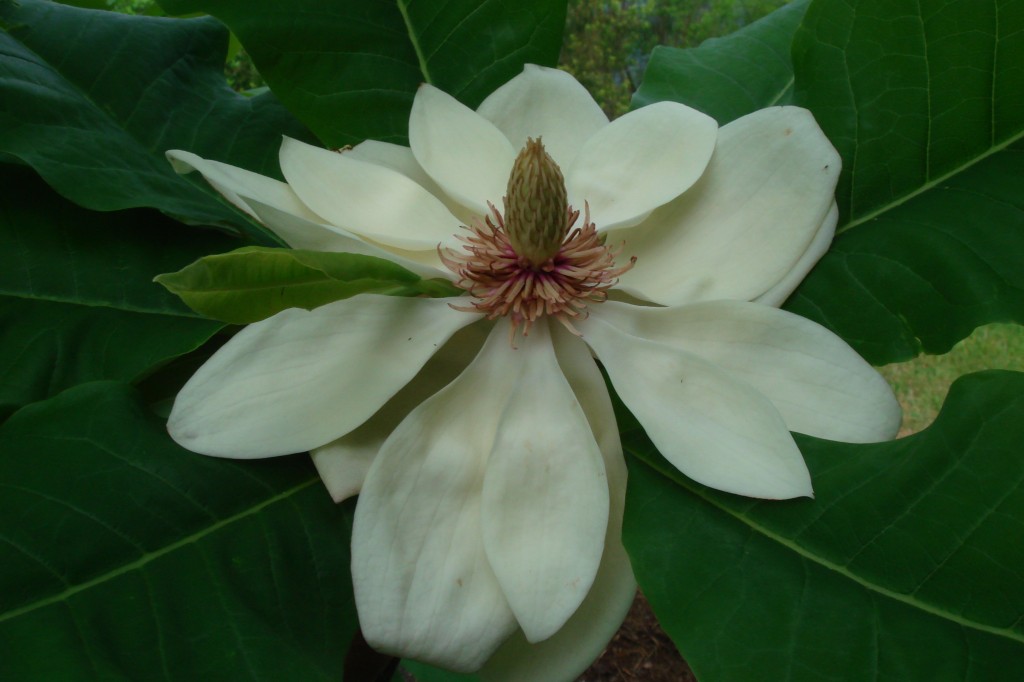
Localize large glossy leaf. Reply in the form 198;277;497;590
156;246;459;324
157;0;568;147
632;0;809;123
632;0;1024;366
0;381;358;679
623;370;1024;682
0;166;231;418
782;0;1024;363
0;0;312;235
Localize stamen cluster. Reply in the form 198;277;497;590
440;202;636;343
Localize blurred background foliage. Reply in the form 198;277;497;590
100;0;1024;436
104;0;788;112
560;0;789;117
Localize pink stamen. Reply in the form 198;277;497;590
441;202;636;342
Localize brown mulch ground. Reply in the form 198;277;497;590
580;591;694;682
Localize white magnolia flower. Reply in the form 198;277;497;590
166;65;900;679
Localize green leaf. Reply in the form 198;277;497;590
53;0;108;9
0;165;232;418
155;246;461;324
0;381;358;679
156;0;569;146
632;0;809;123
623;370;1024;682
783;0;1024;363
0;0;313;235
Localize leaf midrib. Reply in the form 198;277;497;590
0;477;321;624
836;126;1024;236
163;278;413;295
396;0;433;85
630;451;1024;644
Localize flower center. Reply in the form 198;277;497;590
440;137;635;344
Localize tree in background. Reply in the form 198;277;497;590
561;0;790;117
559;0;648;118
107;0;781;106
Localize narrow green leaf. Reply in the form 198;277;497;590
623;370;1024;682
785;0;1024;363
0;166;233;418
156;0;569;146
155;246;460;324
0;0;313;235
0;381;358;679
632;0;809;123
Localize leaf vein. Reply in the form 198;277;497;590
0;479;320;624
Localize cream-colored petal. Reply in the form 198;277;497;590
243;196;448;278
167;149;323;223
755;201;838;308
343;139;433;185
309;322;489;502
580;310;812;499
351;322;521;672
614;106;841;306
481;321;609;643
565;102;717;231
309;442;375;504
343;140;477;224
589;300;901;444
409;84;516;215
278;136;459;250
475;64;609;170
167;295;480;458
479;326;635;682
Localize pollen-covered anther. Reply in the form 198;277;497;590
440;201;635;343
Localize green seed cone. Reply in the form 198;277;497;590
504;138;568;266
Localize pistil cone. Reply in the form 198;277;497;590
504;138;568;266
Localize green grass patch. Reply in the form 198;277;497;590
878;323;1024;435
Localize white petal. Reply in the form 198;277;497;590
481;321;609;643
243;196;447;278
343;140;476;224
310;442;375;504
167;296;479;458
589;300;901;444
615;106;841;306
310;322;489;502
351;322;523;672
343;139;434;186
565;102;717;231
549;324;622;478
580;310;812;499
410;84;516;215
476;64;609;170
479;326;635;681
167;149;323;224
755;201;838;307
279;136;459;250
